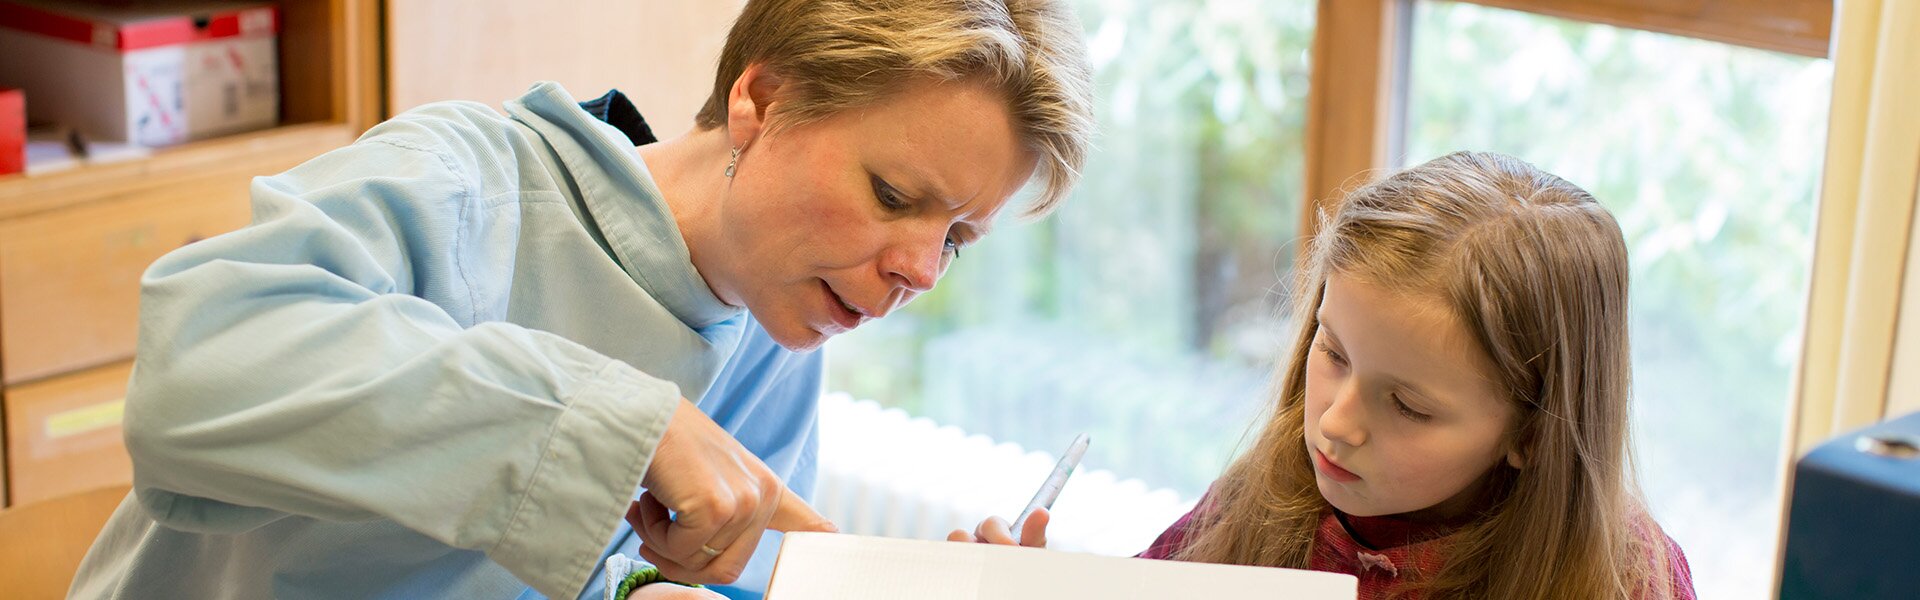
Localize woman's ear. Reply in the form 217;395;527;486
725;63;787;150
1505;447;1525;469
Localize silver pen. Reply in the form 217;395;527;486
1011;433;1090;545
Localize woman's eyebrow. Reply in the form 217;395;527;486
884;165;1001;237
955;221;988;242
887;163;958;209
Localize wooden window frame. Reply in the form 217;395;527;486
1301;0;1833;240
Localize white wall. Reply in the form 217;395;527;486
385;0;745;137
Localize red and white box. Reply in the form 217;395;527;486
0;0;279;148
0;88;23;175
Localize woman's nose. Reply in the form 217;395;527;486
883;233;946;293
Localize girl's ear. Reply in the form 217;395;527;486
1503;419;1530;469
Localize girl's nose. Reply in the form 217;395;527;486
1318;381;1369;448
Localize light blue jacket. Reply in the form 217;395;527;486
68;82;821;600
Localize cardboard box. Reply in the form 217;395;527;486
0;0;279;147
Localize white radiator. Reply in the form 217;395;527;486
814;392;1198;557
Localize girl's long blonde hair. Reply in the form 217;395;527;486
1175;151;1675;598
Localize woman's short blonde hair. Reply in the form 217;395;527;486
695;0;1095;216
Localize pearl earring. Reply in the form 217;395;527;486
725;146;740;178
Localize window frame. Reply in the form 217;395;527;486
1302;0;1832;240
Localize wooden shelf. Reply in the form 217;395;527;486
0;0;382;220
0;122;360;220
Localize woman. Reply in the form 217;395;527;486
67;1;1093;598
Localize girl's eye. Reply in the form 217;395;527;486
944;236;961;259
1314;341;1347;366
1392;395;1432;422
874;177;909;210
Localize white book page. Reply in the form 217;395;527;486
767;533;1358;600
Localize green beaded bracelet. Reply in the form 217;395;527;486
614;565;703;599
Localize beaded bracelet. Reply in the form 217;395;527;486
614;565;703;599
605;554;703;600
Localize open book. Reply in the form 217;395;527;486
766;533;1358;599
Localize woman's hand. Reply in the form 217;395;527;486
946;508;1049;548
626;583;728;600
634;399;837;584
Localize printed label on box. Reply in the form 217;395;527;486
123;46;186;147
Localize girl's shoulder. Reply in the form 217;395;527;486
1136;501;1205;560
1634;516;1697;600
1136;487;1233;560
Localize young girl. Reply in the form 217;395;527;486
954;151;1695;599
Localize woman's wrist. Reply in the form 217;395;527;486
606;554;702;600
616;565;702;599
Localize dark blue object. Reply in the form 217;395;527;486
578;89;658;145
1780;411;1920;599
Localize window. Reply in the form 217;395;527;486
826;0;1318;501
1402;2;1831;597
822;2;1832;590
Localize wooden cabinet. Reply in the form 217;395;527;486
4;362;134;507
0;176;254;385
0;0;741;507
0;0;381;507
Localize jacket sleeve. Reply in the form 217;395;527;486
123;112;676;598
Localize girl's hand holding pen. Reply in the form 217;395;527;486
947;432;1086;549
948;508;1051;548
